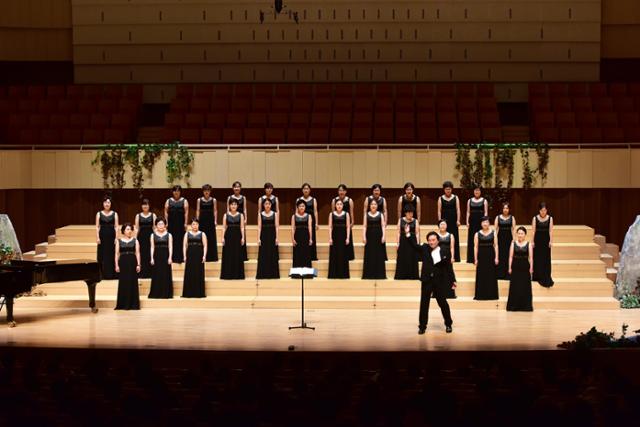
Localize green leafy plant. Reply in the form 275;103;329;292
558;324;640;350
535;143;550;185
455;145;473;189
92;143;194;191
0;243;14;264
519;146;534;189
621;294;640;309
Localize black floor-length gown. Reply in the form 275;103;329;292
474;230;499;300
507;242;533;311
438;232;457;299
440;195;461;262
296;197;317;260
229;195;248;261
220;213;245;279
366;195;388;260
533;216;554;287
328;212;350;278
115;238;140;310
182;232;206;297
167;197;186;263
137;213;154;278
362;212;387;279
97;211;117;280
467;198;485;263
148;232;173;299
394;218;419;280
333;196;355;260
256;212;280;279
199;197;218;262
292;213;312;268
496;215;513;279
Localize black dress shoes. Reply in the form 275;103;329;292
418;326;426;335
445;326;453;333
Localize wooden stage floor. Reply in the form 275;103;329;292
1;307;638;352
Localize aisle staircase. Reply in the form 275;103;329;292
17;224;619;310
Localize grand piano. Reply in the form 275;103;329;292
0;259;101;327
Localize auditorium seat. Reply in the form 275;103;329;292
456;83;475;98
575;112;597;127
396;83;414;98
27;85;46;99
286;128;307;144
482;127;503;142
559;127;581;144
375;112;393;128
103;85;123;99
609;83;627;97
613;97;634;112
589;83;608;97
533;112;554;128
549;83;569;98
355;83;374;98
82;129;103;144
555;112;575;127
593;97;614;112
460;127;482;142
271;99;291;113
18;99;38;113
274;83;292;99
84;85;103;99
49;114;69;129
214;83;233;98
331;127;351;144
530;97;551;112
552;97;572;112
57;99;77;114
170;98;189;113
334;98;353;112
37;99;58;114
396;112;415;127
477;97;498;112
29;114;49;129
222;128;243;144
308;128;329;143
624;127;640;141
265;128;286;144
436;83;455;97
333;112;352;128
254;83;273;99
436;98;456;112
351;127;371;144
311;113;331;128
395;127;416;144
604;128;625;143
376;83;393;98
292;98;312;112
164;113;183;128
395;98;415;112
69;113;90;129
289;113;309;128
176;84;193;99
619;112;640;127
226;113;247;128
294;83;312;98
104;128;126;144
194;84;214;98
476;83;494;97
417;127;438;143
268;113;289;128
251;98;271;113
417;112;436;127
210;98;230;114
354;99;374;112
8;85;27;98
62;128;83;145
598;112;618;128
353;112;372;128
230;98;251;112
438;112;458;127
480;112;500;128
243;128;264;144
437;127;458;143
372;127;394;144
416;98;435;112
335;83;353;99
313;98;332;112
457;98;477;112
66;85;84;99
160;128;179;144
184;113;205;128
568;82;588;97
535;127;559;143
314;83;333;99
459;112;479;128
200;128;222;144
90;113;110;129
189;98;210;113
572;97;592;112
581;127;603;144
247;113;267;128
78;99;97;114
528;83;547;98
375;98;394;113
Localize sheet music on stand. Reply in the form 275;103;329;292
289;267;317;278
0;214;22;260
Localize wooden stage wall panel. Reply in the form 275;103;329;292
1;188;639;252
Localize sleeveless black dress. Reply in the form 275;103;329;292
438;232;457;299
507;242;533;311
137;213;154;278
296;197;317;260
440;195;461;262
367;196;388;261
362;212;387;279
260;195;278;213
229;195;248;261
394;218;419;280
149;232;173;299
221;213;245;280
199;197;218;262
467;198;485;263
496;215;513;279
257;212;280;279
115;238;140;310
333;196;355;260
182;231;206;297
474;231;499;300
328;212;350;279
167;198;186;263
400;195;418;217
533;216;554;287
293;213;312;268
97;211;117;280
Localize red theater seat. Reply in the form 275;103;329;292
8;86;27;98
480;112;500;128
222;128;243;144
251;98;271;113
90;113;110;129
529;83;547;98
170;98;189;113
417;112;436;127
96;99;117;115
268;113;289;128
176;84;193;99
373;127;394;144
354;99;374;112
476;83;494;97
580;128;603;143
104;128;126;144
210;98;230;114
396;83;414;98
375;113;393;127
190;98;211;113
375;99;394;113
83;129;104;145
78;99;97;114
619;112;640;127
459;112;479;128
47;85;66;98
456;83;475;98
598;112;618;128
589;83;608;98
69;113;90;129
9;114;28;129
437;98;456;112
243;128;264;144
333;112;352;128
438;127;459;143
27;85;46;99
164;113;184;128
417;127;438;143
247;113;267;128
530;97;551;112
230;98;251;112
334;83;353;99
334;98;353;112
287;128;307;144
478;97;498;112
313;98;332;112
609;83;627;97
536;128;559;143
555;112;576;127
57;99;77;114
604;128;625;143
568;83;588;97
593;97;613;112
351;127;371;144
572;97;592;112
376;83;393;98
559;127;581;144
111;114;133;132
460;127;482;143
18;99;38;113
200;128;222;144
66;85;84;99
482;127;503;142
355;83;374;98
160;128;179;144
331;127;351;144
214;84;232;98
457;98;477;112
416;98;436;113
234;83;252;98
293;83;312;98
395;127;416;144
396;112;415;127
575;112;597;127
103;85;123;99
271;99;291;113
292;99;312;112
29;114;49;128
395;98;415;112
552;97;572;112
49;114;69;129
624;127;640;141
184;113;205;128
353;112;372;128
226;113;247;128
436;83;455;97
274;83;292;99
265;128;286;144
314;84;333;99
533;112;554;128
62;129;83;145
311;113;331;128
613;97;634;112
254;84;273;99
194;84;214;98
289;113;310;128
549;83;568;98
438;112;458;127
19;129;38;145
308;128;329;144
84;85;103;99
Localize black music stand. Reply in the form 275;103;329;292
288;267;317;330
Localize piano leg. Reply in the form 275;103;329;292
86;281;99;313
5;294;16;328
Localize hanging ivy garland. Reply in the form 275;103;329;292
92;143;194;193
455;142;549;191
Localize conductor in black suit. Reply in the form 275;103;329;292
405;226;456;334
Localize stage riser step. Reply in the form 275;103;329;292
55;225;596;245
45;243;602;261
14;297;619;310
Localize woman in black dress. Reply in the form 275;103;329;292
95;195;119;280
115;223;140;310
258;182;279;214
362;199;387;279
532;202;554;287
182;218;207;298
507;226;534;311
437;219;457;298
328;199;351;279
495;202;516;280
196;184;218;262
437;181;461;262
220;199;245;280
397;182;421;223
364;183;388;261
394;205;420;280
228;181;248;261
134;199;156;279
291;200;313;268
331;184;355;261
165;185;189;264
257;198;280;279
466;185;488;264
149;217;173;299
296;183;318;261
474;216;499;300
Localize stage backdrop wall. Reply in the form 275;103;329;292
1;149;639;190
0;187;638;253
